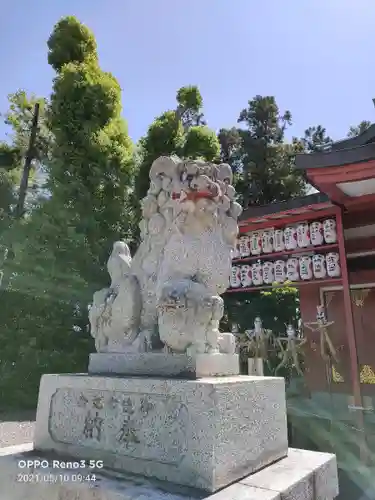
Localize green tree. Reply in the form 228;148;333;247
222;286;300;336
1;91;51;167
7;15;135;294
300;125;332;152
183;126;220;160
347;120;371;138
226;95;306;208
134;85;220;202
0;16;136;410
0;289;89;411
0;143;19;233
134;110;185;206
4;15;135;292
44;15;135;286
176;85;205;129
217;127;242;166
0;143;21;169
0;91;51;225
47;15;98;72
0;91;52;295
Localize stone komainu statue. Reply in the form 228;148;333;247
88;156;242;355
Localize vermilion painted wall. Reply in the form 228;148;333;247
299;231;375;395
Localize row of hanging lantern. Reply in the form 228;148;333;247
233;219;338;259
230;252;341;288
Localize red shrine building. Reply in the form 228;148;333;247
228;124;375;461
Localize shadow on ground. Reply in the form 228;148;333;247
0;410;36;422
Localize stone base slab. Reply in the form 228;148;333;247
213;447;339;499
0;445;339;500
88;352;240;378
33;373;288;492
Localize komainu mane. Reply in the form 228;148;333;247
89;155;242;355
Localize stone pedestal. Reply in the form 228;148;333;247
0;368;339;499
0;444;339;500
88;352;240;378
34;373;288;493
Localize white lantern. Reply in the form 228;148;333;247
297;223;311;248
274;260;286;283
326;252;341;277
286;258;299;281
273;229;285;252
230;266;241;288
239;235;251;258
284;226;298;250
312;254;327;279
240;265;253;287
299;256;313;281
251;262;263;286
310;221;324;246
261;229;274;254
250;232;262;255
262;261;275;285
323;219;337;244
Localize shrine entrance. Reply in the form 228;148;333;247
322;283;375;462
322;284;375;396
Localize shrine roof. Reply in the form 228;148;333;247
239;192;333;227
295;123;375;170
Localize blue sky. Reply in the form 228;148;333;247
1;0;375;144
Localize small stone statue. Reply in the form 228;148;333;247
88;156;242;355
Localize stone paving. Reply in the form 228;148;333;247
0;411;35;448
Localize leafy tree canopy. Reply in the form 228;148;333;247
47;16;97;72
42;16;135;287
0;143;21;170
2;17;135;300
134;85;219;202
300;125;332;152
219;95;306;208
183;125;220;161
176;85;205;128
0;91;51;236
347;120;371;138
